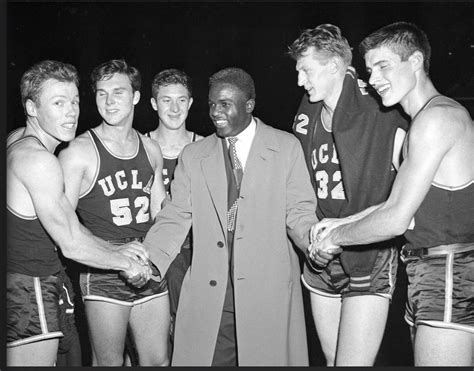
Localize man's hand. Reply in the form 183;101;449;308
117;241;149;263
307;233;342;270
120;257;152;288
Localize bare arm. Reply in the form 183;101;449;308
14;148;147;274
318;108;458;249
58;138;151;262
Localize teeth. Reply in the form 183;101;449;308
377;85;389;95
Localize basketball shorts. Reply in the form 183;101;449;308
7;272;63;347
302;246;398;299
401;243;474;333
80;237;168;306
57;268;78;354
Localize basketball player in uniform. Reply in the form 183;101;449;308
288;24;408;366
147;68;203;345
7;60;151;366
58;59;169;366
311;22;474;366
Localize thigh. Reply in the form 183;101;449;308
309;291;341;366
336;295;389;366
7;338;59;366
84;300;131;366
414;325;473;366
129;294;170;366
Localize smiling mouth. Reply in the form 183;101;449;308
376;85;390;96
213;119;227;127
62;122;77;129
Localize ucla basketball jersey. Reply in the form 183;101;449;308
312;115;348;220
76;129;155;240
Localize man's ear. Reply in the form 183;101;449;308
409;50;424;72
329;56;340;74
25;99;37;117
150;97;158;111
188;97;194;110
133;90;141;105
246;99;255;114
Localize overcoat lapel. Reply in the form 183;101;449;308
240;119;279;195
200;135;228;238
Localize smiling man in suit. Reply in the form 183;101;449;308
143;67;318;366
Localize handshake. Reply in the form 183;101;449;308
116;241;161;288
307;218;345;271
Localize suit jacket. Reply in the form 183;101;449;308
144;118;317;366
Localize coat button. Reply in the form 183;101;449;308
217;241;224;248
209;280;217;286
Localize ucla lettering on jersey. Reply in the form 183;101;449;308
313;115;347;218
76;129;155;240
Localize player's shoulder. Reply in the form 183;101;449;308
139;131;161;151
415;96;471;132
139;131;163;165
58;130;96;164
67;130;95;149
9;139;61;178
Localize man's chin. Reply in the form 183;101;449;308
214;127;228;138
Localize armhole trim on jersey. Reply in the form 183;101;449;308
79;130;101;199
7;204;38;220
432;179;474;191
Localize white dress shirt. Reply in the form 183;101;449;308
226;116;256;171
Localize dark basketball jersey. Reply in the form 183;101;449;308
312;115;347;220
7;207;61;276
162;157;178;195
7;136;61;276
404;95;474;249
146;131;197;195
405;182;474;249
76;129;155;240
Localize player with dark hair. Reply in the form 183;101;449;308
58;59;169;366
288;24;408;365
147;68;203;347
312;21;474;366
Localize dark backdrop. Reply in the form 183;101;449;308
7;1;474;137
6;1;474;367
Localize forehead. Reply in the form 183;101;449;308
296;46;327;70
96;72;132;90
365;45;402;67
209;83;246;101
157;83;190;97
39;78;78;99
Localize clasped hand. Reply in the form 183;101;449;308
307;218;344;269
118;241;152;288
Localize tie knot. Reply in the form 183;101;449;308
228;137;238;145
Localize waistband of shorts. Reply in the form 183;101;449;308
107;236;145;245
402;242;474;258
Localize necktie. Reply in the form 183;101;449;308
228;137;243;188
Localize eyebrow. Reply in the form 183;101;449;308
96;87;127;93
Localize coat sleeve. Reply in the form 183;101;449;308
285;137;318;252
143;147;193;276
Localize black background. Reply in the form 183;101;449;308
7;1;474;138
5;0;474;367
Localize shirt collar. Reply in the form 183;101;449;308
228;116;256;145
